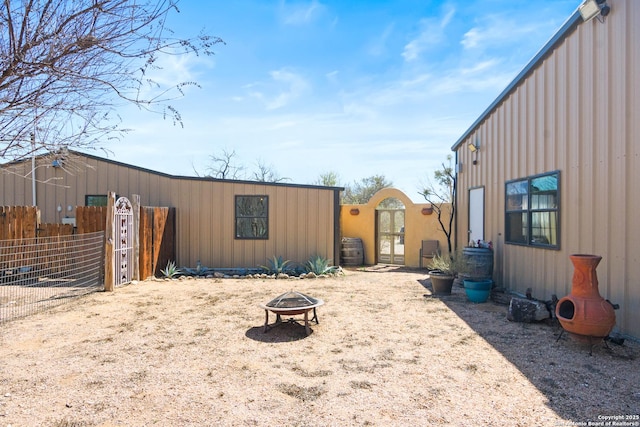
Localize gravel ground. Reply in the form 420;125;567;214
0;267;638;427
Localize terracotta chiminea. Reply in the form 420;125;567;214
556;254;616;338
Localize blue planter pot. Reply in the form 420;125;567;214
463;279;493;303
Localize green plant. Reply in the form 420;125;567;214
428;250;475;277
427;253;455;276
305;255;338;275
259;255;292;275
160;260;181;278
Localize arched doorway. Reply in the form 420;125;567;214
376;197;405;265
341;187;442;267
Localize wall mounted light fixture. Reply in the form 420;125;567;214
579;0;610;22
468;138;480;165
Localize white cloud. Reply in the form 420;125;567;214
267;120;298;130
402;6;455;62
325;70;339;84
133;55;214;101
368;23;395;57
279;0;325;25
461;14;548;52
143;55;214;87
240;69;310;110
265;69;310;110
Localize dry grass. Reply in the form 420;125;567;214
0;267;638;426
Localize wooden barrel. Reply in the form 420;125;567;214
462;247;494;279
341;237;364;266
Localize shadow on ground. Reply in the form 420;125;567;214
245;321;313;343
419;276;640;422
358;265;423;273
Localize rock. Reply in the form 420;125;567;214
305;272;317;279
490;288;512;305
507;297;550;323
213;272;225;279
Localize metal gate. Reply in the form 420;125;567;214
114;196;134;287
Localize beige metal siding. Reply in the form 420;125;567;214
1;152;339;271
195;181;335;269
454;0;640;338
168;180;337;269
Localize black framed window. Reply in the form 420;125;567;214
85;195;109;206
235;195;268;239
505;171;559;248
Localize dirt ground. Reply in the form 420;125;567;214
0;267;638;427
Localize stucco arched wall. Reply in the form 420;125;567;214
340;187;453;267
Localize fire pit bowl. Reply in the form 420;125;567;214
260;291;324;336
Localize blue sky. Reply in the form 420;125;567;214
106;0;578;202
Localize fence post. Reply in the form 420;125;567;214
132;194;140;281
104;191;115;292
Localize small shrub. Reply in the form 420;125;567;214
428;250;469;276
427;253;454;275
160;260;181;278
259;255;292;275
305;255;338;275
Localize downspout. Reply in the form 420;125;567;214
453;150;458;253
31;133;36;206
333;188;343;267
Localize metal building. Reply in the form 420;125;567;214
452;0;639;339
1;151;342;271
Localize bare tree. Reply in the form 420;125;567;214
314;171;341;187
418;155;456;253
0;0;223;162
251;159;289;183
201;149;290;183
204;148;244;179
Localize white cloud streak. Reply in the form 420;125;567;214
279;0;325;25
402;5;455;62
242;69;310;110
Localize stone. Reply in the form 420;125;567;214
507;297;550;323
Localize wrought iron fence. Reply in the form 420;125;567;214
0;231;104;324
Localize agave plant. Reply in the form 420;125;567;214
259;255;291;275
305;255;338;275
160;260;181;279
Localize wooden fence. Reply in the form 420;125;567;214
139;207;176;279
0;205;175;280
0;206;106;238
0;206;39;239
76;206;108;234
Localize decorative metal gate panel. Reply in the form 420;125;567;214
377;209;405;265
114;196;134;287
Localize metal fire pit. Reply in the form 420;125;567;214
260;291;324;336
